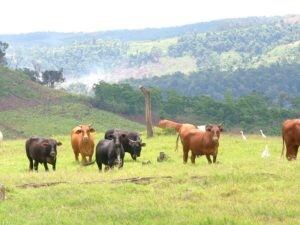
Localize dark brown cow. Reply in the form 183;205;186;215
281;119;300;160
181;124;223;164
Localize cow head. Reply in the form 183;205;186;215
109;131;126;168
41;139;62;159
75;124;95;143
128;136;146;160
205;123;223;143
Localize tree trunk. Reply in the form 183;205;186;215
139;86;154;138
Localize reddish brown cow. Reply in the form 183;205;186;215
281;119;300;160
175;123;197;151
71;124;95;164
181;124;223;164
157;119;196;150
158;119;182;131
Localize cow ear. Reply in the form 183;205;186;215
205;125;212;132
57;141;62;146
219;126;224;132
89;128;95;133
75;129;82;134
141;143;146;147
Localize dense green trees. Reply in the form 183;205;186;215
91;81;299;134
168;23;300;71
127;63;300;106
42;69;65;88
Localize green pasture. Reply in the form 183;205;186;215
0;103;143;139
0;132;299;225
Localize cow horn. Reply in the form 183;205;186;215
128;138;138;143
219;122;223;126
88;124;92;127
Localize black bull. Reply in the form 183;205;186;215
104;129;146;160
96;131;125;171
25;137;62;171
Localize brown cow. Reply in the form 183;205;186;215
175;123;197;151
181;124;223;164
71;124;95;164
158;119;182;131
281;119;300;160
157;119;196;151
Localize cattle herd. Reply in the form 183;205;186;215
0;119;299;172
25;125;146;172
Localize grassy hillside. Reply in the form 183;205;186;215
0;67;143;139
0;133;299;224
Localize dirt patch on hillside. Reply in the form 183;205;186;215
0;96;40;111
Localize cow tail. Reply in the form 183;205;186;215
83;161;95;166
281;134;285;158
175;133;180;151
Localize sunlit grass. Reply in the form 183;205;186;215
0;133;299;225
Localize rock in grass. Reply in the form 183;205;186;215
0;184;5;201
157;152;168;162
142;160;151;165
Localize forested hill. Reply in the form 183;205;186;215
126;63;300;106
1;15;299;79
0;16;280;45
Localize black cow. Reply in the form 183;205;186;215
25;137;62;171
104;129;146;160
96;131;125;171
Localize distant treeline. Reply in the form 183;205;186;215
168;22;300;70
127;63;300;107
91;81;299;135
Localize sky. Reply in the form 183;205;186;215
0;0;299;34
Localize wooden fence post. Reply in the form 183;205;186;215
139;86;154;138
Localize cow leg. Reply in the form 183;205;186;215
105;165;110;171
183;147;189;164
296;146;299;159
88;155;92;162
213;155;217;163
206;155;212;164
81;155;87;164
191;152;196;164
34;160;39;171
43;162;49;171
28;159;33;171
52;160;56;171
131;154;136;161
286;145;298;161
74;152;79;162
96;161;102;172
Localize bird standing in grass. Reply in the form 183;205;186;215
260;129;266;138
261;145;270;158
240;130;247;141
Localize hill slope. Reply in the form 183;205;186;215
0;67;143;139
